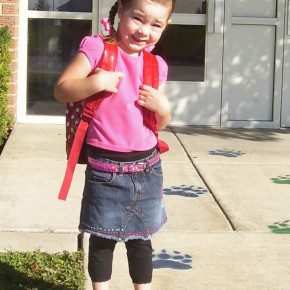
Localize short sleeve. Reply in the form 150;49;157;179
77;34;104;71
156;55;168;85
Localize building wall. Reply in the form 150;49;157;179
0;0;19;121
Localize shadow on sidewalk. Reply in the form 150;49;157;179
169;125;290;141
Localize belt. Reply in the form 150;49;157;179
87;150;160;173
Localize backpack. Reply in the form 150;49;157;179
58;37;169;201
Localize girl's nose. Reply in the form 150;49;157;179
137;24;150;36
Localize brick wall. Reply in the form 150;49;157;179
0;0;19;122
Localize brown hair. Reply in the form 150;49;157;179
105;0;175;43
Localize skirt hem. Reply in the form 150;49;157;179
79;217;168;243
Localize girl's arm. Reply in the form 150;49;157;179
155;83;171;131
54;52;101;102
54;52;123;103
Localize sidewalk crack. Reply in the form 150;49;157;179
169;127;236;231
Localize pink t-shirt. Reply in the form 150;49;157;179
77;34;168;152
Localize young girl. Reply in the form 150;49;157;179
54;0;175;289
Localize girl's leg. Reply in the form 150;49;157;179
88;235;117;290
125;239;153;290
92;281;110;290
133;283;152;290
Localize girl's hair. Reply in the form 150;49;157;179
105;0;175;43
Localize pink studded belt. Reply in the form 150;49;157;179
87;152;160;173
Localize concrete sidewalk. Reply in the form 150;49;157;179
0;124;290;289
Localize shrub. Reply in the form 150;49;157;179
0;249;85;289
0;26;14;147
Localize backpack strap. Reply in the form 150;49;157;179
142;50;169;154
58;41;118;201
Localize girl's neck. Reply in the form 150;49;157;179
116;29;142;58
119;44;141;57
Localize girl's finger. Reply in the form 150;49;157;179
115;72;124;78
139;89;150;97
94;67;104;74
140;84;154;92
138;95;146;101
138;100;145;106
138;91;146;97
140;84;149;91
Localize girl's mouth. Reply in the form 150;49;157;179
131;36;147;44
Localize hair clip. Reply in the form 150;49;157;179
101;18;111;34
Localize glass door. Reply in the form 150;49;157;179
18;0;98;123
222;0;284;128
99;0;225;125
160;0;224;125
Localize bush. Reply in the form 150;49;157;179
0;26;14;147
0;249;85;289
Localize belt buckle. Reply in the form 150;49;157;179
133;161;143;172
134;160;149;172
142;158;150;172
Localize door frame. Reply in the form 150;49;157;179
281;0;290;127
221;0;285;128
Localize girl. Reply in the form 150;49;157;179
54;0;175;289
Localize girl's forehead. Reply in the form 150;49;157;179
127;0;171;20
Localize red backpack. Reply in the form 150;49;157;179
58;37;169;201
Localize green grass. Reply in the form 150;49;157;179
0;249;85;289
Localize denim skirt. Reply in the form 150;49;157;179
78;148;168;242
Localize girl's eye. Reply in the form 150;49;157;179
133;17;142;22
153;24;162;28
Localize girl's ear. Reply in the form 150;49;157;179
117;0;125;19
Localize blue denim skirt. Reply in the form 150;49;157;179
78;148;168;242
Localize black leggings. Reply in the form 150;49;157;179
88;235;153;284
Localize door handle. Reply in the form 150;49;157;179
207;0;223;34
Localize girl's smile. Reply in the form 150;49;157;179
117;0;171;56
131;35;147;43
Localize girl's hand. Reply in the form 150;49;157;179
90;68;124;94
138;84;171;116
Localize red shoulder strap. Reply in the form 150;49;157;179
58;40;118;201
142;51;169;154
85;41;118;112
143;50;159;88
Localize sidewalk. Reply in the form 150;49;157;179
0;124;290;289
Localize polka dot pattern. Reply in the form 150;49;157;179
66;101;83;152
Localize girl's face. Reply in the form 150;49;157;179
117;0;171;56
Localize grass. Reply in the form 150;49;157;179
0;249;85;289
